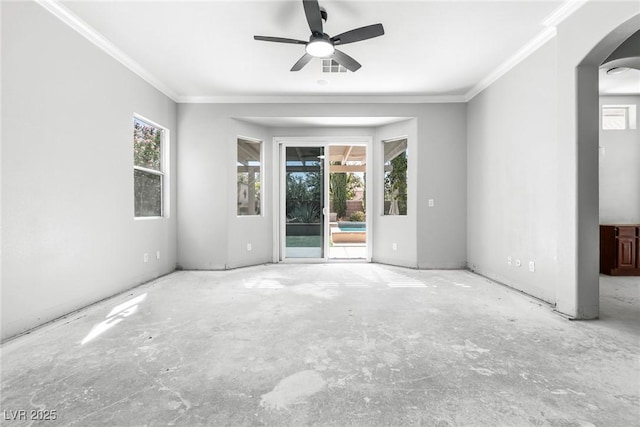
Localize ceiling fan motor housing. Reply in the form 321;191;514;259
310;33;332;43
320;7;327;22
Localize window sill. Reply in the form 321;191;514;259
134;216;166;221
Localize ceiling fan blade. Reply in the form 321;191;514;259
291;53;313;71
303;0;323;35
332;49;361;72
254;36;308;45
331;23;385;45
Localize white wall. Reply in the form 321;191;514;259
599;95;640;224
177;104;467;270
1;2;177;340
467;39;558;303
416;104;467;269
175;104;226;269
374;119;418;268
468;2;639;318
227;120;272;269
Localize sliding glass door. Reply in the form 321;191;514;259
283;146;325;259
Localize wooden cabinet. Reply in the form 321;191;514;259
600;225;640;276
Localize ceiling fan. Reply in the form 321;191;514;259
254;0;385;72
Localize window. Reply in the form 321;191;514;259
133;117;166;217
237;138;262;215
602;105;637;130
383;138;408;216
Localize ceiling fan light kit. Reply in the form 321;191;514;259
254;0;385;72
306;39;335;58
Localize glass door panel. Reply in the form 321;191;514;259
284;146;325;258
328;144;367;259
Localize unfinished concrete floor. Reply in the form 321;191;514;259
1;264;638;426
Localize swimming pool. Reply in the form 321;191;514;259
337;221;366;231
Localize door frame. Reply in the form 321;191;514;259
272;136;373;263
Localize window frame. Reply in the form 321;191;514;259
133;114;169;219
382;137;408;216
236;136;264;217
602;104;637;130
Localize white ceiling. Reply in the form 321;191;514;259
599;67;640;96
51;0;638;102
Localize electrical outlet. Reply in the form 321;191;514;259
156;251;161;260
247;243;252;251
392;243;398;251
143;253;149;263
428;199;434;207
507;256;512;266
529;261;535;272
515;259;522;267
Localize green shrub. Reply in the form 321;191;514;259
330;173;347;218
349;211;365;222
289;204;321;223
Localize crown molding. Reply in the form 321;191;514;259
176;95;467;104
35;0;179;102
465;0;587;102
541;0;589;28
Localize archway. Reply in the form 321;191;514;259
574;13;640;318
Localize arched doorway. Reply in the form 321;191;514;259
572;12;640;318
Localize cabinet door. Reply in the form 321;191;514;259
617;237;636;269
637;227;640;269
